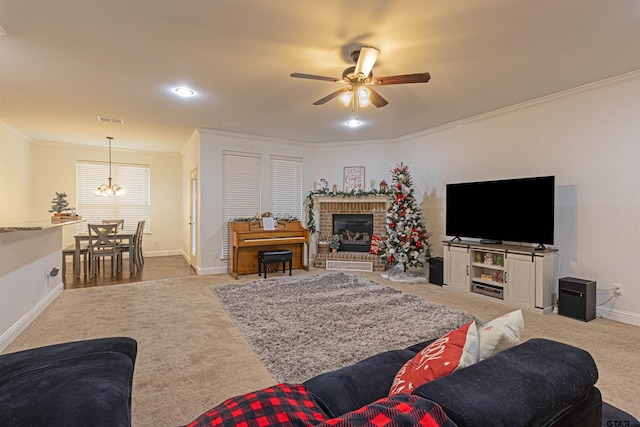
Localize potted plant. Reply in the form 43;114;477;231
49;192;77;223
330;234;341;253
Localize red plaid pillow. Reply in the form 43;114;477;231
319;394;455;427
183;383;329;427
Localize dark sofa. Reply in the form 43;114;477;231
185;338;610;427
304;338;602;426
0;337;137;427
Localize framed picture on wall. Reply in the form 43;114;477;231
343;166;365;191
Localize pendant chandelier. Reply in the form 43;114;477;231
94;136;125;197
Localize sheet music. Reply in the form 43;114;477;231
262;217;276;230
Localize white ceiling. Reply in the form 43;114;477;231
1;0;639;153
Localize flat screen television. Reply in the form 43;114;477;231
446;176;555;248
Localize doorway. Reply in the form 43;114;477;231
189;167;198;270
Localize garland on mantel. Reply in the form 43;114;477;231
305;188;391;234
232;214;299;222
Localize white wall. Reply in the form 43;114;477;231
392;73;640;325
30;141;184;255
195;130;315;275
0;122;32;224
313;140;396;191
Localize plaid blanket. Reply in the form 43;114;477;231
183;383;456;427
319;393;456;427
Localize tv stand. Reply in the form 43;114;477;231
449;236;462;242
534;243;547;250
442;240;558;313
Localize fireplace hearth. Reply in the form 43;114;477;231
333;214;373;253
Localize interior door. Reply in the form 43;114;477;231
189;168;198;270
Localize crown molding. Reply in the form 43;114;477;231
396;70;640;142
197;128;316;148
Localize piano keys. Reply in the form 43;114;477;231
228;220;310;279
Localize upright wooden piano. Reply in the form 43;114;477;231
228;220;310;279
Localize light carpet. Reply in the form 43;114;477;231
213;271;481;384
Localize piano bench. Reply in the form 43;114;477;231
258;250;292;278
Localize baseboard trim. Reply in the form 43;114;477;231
596;306;640;327
0;283;63;352
143;249;184;257
198;266;228;275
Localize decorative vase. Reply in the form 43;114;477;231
331;248;338;253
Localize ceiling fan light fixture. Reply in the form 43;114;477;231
338;90;353;106
357;87;371;107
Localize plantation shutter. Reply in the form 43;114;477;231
76;162;150;234
269;155;302;219
222;151;261;258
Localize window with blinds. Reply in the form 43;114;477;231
76;162;150;234
222;151;261;258
270;155;302;219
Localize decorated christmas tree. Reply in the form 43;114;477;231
379;163;430;272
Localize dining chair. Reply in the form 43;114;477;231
100;219;125;269
87;223;122;277
101;219;124;230
133;220;146;271
117;220;144;274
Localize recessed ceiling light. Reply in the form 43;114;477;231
174;87;195;97
346;119;362;127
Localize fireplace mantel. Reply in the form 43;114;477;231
313;195;389;204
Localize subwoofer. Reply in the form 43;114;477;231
558;277;596;322
429;257;444;286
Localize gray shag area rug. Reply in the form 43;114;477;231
213;272;482;384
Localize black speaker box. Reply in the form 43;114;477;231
429;257;444;286
558;277;596;322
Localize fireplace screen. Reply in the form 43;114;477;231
332;214;374;252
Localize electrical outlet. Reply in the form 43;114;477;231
213;252;219;259
613;283;623;296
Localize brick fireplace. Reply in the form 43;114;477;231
313;195;388;271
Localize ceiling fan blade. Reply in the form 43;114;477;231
290;73;340;82
372;72;431;86
368;87;389;108
354;47;380;79
313;88;349;105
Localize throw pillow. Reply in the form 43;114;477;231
182;383;329;427
477;309;524;360
389;321;479;396
369;234;382;255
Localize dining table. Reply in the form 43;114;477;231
74;230;136;278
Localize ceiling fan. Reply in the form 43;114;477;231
290;47;431;109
